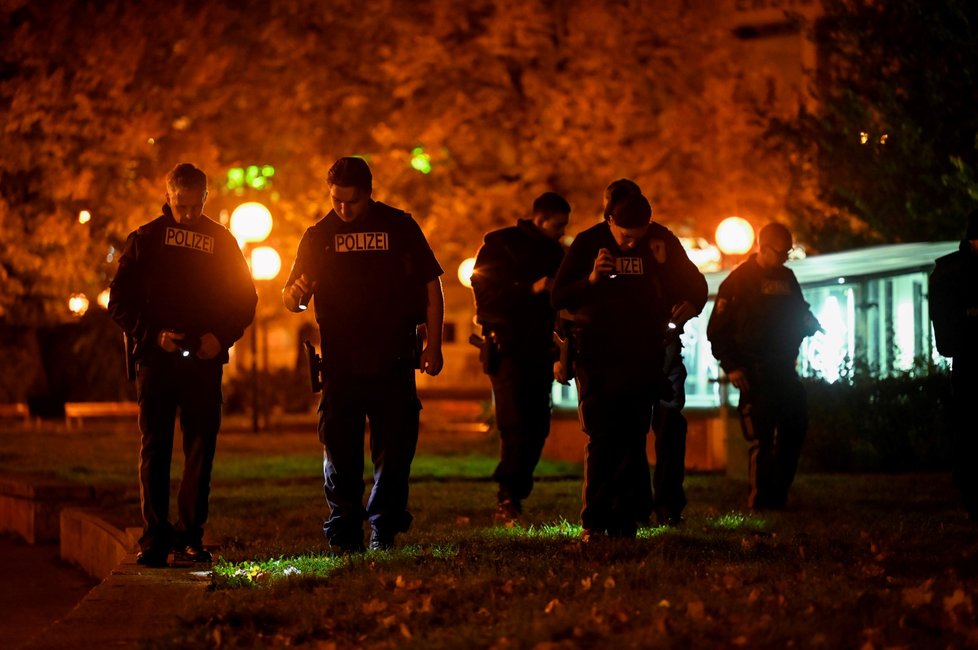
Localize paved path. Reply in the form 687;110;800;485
0;535;97;650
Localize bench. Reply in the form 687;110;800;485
0;403;33;425
64;402;140;428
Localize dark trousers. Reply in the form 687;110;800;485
951;364;978;516
135;357;223;552
318;365;421;544
576;367;656;534
739;366;808;509
489;354;554;504
651;340;688;519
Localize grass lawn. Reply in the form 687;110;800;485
2;419;977;647
159;473;976;649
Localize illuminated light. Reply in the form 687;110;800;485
246;165;260;184
410;147;432;174
681;238;722;272
715;217;755;255
860;132;869;144
78;210;91;224
229;202;273;245
97;288;111;309
147;137;155;145
262;165;275;177
173;116;191;130
251;246;282;281
879;134;888;144
837;277;846;284
250;176;267;190
227;168;245;190
68;293;89;316
457;257;476;288
812;295;846;382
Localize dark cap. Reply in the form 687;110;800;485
608;193;652;228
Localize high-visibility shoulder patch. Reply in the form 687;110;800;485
165;227;214;254
334;232;390;252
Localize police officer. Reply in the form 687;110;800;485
929;209;978;520
471;192;570;523
552;191;696;541
283;157;444;553
600;180;707;527
108;163;257;567
707;222;821;511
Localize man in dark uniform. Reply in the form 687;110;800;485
929;209;978;521
600;180;707;527
552;191;701;541
470;192;570;523
707;222;821;511
283;157;444;553
108;163;257;567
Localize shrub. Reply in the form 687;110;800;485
802;363;954;472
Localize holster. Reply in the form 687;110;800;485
737;397;757;442
469;330;501;375
303;340;324;392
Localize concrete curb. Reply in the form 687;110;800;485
0;475;94;543
59;507;140;581
21;556;210;650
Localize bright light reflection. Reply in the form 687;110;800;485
97;289;111;309
78;210;91;224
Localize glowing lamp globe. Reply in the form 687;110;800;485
715;217;755;256
251;246;282;281
230;202;273;245
458;257;476;288
68;293;90;316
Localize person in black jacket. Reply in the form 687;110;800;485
707;222;821;511
929;209;978;520
283;157;445;553
600;180;707;527
108;163;257;567
551;190;703;541
471;192;570;523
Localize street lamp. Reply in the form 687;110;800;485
230;202;272;247
229;202;274;433
457;257;476;288
716;216;755;260
68;293;89;316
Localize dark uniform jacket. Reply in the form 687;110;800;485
108;205;257;365
284;201;443;375
471;219;565;356
551;221;706;380
707;254;818;374
930;241;978;364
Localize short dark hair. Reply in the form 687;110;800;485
759;222;793;248
603;178;643;219
327;157;372;193
532;192;571;216
609;192;652;228
166;163;207;194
